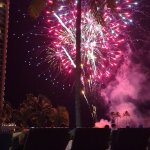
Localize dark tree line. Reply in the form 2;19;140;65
0;93;69;129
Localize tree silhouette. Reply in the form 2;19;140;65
123;110;130;126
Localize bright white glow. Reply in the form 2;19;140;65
62;47;76;68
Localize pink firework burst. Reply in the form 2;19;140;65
45;0;138;93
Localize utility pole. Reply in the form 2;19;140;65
75;0;82;127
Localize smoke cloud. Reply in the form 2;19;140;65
96;56;150;128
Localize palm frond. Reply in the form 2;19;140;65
89;0;116;24
107;0;116;12
28;0;48;18
28;0;116;23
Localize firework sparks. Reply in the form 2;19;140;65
44;0;138;97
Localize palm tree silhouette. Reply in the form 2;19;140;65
123;110;130;127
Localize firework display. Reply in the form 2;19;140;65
7;0;150;128
44;0;138;97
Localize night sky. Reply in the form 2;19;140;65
5;0;92;127
4;0;150;127
5;0;75;105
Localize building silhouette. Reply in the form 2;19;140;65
0;0;9;109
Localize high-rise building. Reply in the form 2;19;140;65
0;0;9;110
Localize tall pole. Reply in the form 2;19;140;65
75;0;82;127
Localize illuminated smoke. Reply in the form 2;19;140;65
101;55;150;127
95;119;111;128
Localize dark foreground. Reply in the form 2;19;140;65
1;127;150;150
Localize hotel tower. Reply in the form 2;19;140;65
0;0;9;110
